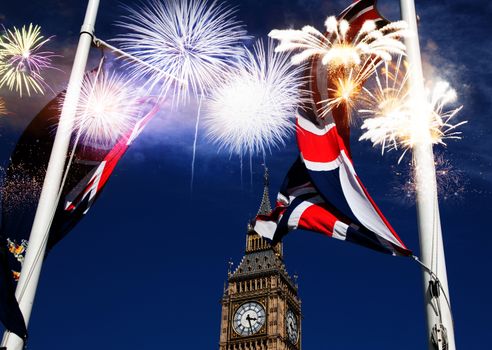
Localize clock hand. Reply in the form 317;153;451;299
247;317;253;332
246;314;257;322
288;321;295;333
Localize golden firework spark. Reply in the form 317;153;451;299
0;163;44;214
319;61;376;120
270;17;408;122
0;24;55;97
359;57;467;162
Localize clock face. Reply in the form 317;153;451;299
286;309;299;344
233;302;266;336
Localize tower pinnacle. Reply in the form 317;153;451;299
246;166;282;258
256;166;272;216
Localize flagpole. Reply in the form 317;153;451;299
1;1;100;348
400;1;456;349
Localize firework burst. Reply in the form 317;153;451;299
269;17;408;122
319;61;377;120
72;71;141;147
269;16;408;69
204;39;305;156
0;24;55;97
358;56;411;154
394;155;466;202
359;58;467;162
115;0;248;105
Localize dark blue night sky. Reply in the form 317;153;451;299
1;0;491;349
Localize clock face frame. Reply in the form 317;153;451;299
286;309;299;344
232;301;266;336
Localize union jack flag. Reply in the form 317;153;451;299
0;71;160;339
254;0;411;256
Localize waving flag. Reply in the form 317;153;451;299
255;113;410;256
254;0;410;256
0;87;160;338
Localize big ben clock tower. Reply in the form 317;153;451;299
219;169;302;350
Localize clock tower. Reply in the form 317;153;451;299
219;169;302;350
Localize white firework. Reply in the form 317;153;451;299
115;0;248;105
269;16;408;68
73;71;141;147
359;59;466;162
204;39;305;156
358;57;411;154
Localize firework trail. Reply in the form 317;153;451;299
0;24;55;97
72;71;141;148
359;57;466;162
205;39;304;160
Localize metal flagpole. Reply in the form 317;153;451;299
1;1;100;349
400;1;456;349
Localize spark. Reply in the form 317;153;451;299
114;0;248;105
0;97;7;115
72;71;141;147
359;58;467;162
269;16;408;69
395;155;466;202
0;24;55;97
319;62;376;121
0;163;43;214
204;39;305;157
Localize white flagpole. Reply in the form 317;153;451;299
1;1;100;348
400;1;456;349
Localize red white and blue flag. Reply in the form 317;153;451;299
255;112;411;256
0;72;160;339
254;0;411;256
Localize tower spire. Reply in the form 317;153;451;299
246;166;282;258
256;166;272;216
